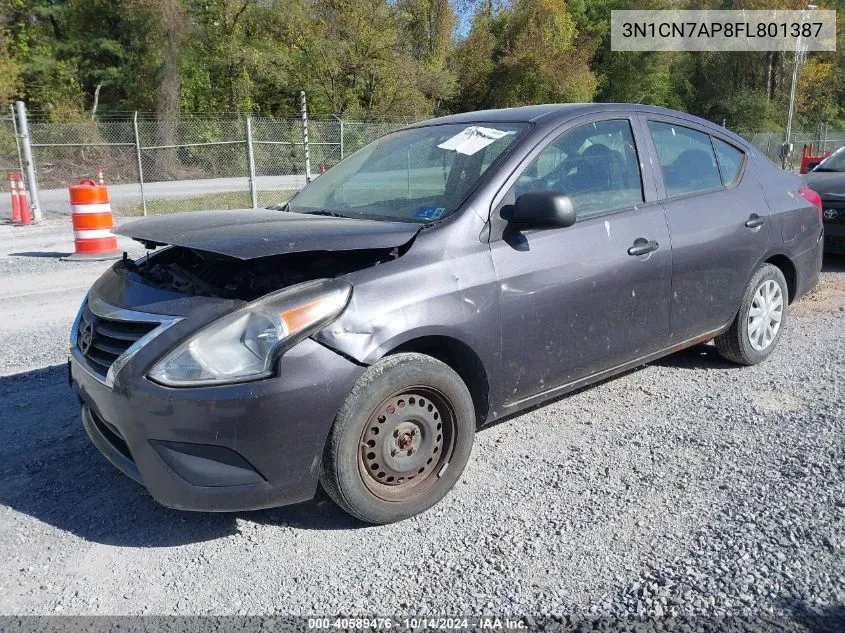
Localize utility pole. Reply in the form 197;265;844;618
782;4;817;170
15;101;42;222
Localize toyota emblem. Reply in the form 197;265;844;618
823;208;838;220
78;320;95;355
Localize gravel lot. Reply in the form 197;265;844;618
0;215;843;631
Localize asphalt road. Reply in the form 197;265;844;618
0;216;843;631
0;175;307;217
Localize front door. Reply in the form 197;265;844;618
490;117;672;408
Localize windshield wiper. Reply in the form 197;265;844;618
299;209;351;219
267;204;350;219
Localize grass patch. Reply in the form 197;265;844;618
116;189;297;217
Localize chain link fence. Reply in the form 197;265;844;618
745;131;845;170
19;113;415;216
5;104;845;218
0;113;23;190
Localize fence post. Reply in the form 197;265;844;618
333;114;344;161
10;104;25;179
301;91;311;183
246;116;258;208
133;111;147;217
14;101;42;222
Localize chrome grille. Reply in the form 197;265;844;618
77;302;159;377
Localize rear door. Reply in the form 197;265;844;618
639;116;770;343
489;115;672;407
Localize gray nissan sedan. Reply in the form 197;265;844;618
71;104;823;524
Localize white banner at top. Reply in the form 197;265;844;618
611;10;837;52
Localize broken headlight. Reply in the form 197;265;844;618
148;279;351;387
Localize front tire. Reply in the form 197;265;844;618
320;353;475;524
715;263;788;365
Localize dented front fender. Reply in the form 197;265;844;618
312;211;504;415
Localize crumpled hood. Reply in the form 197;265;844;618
114;208;421;259
804;172;845;199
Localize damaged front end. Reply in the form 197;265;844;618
69;242;383;512
110;207;421;301
119;244;406;301
82;238;414;387
74;211;418;393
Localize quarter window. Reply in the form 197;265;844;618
713;137;745;186
648;122;722;197
511;119;644;218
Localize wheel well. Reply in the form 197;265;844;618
392;336;489;425
766;254;797;303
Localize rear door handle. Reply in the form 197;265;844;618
745;214;766;229
627;238;659;256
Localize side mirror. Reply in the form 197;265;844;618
504;190;576;229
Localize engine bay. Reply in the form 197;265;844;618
118;245;402;301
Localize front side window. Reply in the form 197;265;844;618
287;123;528;223
648;121;722;197
713;137;745;186
511;119;644;217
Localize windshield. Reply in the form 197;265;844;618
285;123;529;222
813;147;845;172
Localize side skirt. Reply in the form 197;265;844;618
495;324;731;419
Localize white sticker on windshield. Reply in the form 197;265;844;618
437;126;511;156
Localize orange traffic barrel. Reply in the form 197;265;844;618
65;179;120;260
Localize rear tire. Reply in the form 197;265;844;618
715;263;788;365
320;352;475;524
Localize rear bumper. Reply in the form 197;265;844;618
792;232;824;302
72;338;365;512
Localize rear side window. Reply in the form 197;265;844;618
713;137;745;186
648;122;722;197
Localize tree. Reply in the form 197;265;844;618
397;0;458;112
285;0;443;118
0;33;22;105
0;0;843;134
449;1;496;111
451;0;597;110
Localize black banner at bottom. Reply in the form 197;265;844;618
0;612;844;633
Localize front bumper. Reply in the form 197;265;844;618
72;337;364;512
823;221;845;254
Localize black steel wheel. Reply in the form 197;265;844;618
320;353;475;524
359;388;454;501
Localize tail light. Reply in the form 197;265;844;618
798;186;823;219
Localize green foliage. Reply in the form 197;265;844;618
0;0;842;133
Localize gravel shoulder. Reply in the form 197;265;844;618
0;217;843;631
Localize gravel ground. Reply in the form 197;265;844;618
0;215;843;631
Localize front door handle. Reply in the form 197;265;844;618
745;214;766;229
627;238;659;256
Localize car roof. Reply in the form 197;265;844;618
408;103;751;150
410;103;623;127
